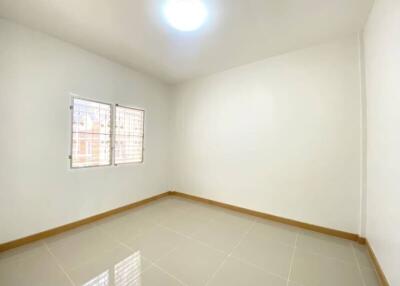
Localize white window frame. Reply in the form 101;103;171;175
114;104;145;165
69;97;145;169
69;96;113;169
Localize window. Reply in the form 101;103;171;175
70;98;145;168
114;105;145;164
71;98;112;168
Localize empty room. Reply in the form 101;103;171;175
0;0;398;285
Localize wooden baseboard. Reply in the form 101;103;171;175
0;192;170;253
0;190;389;284
366;240;390;286
357;237;367;244
170;191;364;243
0;190;368;254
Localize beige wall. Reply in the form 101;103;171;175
0;19;171;243
170;35;362;234
364;0;400;284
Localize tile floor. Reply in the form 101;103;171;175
0;196;382;286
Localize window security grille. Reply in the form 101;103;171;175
114;105;145;164
71;98;112;168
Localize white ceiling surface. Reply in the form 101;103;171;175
0;0;374;83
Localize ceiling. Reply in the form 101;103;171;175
0;0;374;83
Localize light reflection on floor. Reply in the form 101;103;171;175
83;251;142;286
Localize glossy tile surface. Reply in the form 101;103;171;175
231;228;294;278
208;257;287;286
290;249;364;286
0;196;381;286
67;245;151;286
157;238;226;286
0;243;72;286
296;230;355;263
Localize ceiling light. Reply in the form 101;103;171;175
163;0;208;32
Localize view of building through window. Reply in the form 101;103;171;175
115;106;145;164
71;98;112;168
70;98;144;168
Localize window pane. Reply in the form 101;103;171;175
71;98;112;168
72;99;111;134
115;106;144;164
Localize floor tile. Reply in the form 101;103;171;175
0;197;382;286
191;218;251;253
123;225;186;262
67;245;151;286
96;211;155;242
159;210;212;236
156;238;226;286
212;208;256;229
186;204;225;221
45;225;118;270
163;197;199;210
152;197;195;213
361;266;381;286
290;249;364;286
288;282;306;286
231;230;294;278
296;231;356;263
252;218;299;246
0;242;46;264
352;243;376;269
133;203;174;223
140;266;184;286
0;242;72;286
208;257;287;286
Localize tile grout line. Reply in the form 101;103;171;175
98;206;197;286
156;223;227;255
30;199;367;286
225;218;292;282
42;241;76;286
158;214;289;283
230;254;289;281
172;199;368;270
115;235;189;285
150;261;189;286
93;200;225;286
5;198;368;286
93;222;189;286
204;255;229;286
286;232;299;286
204;219;257;286
152;216;278;286
350;243;367;286
292;231;369;266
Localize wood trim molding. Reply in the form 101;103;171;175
0;192;170;253
0;190;370;255
0;190;389;284
357;237;367;244
366;240;390;286
2;188;390;285
170;191;364;243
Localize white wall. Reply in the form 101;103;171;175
364;0;400;284
0;19;171;243
170;35;362;234
0;16;369;247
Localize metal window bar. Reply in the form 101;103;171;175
114;105;145;164
70;97;113;168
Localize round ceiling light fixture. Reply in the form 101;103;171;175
163;0;208;32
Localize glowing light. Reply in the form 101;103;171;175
163;0;208;32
